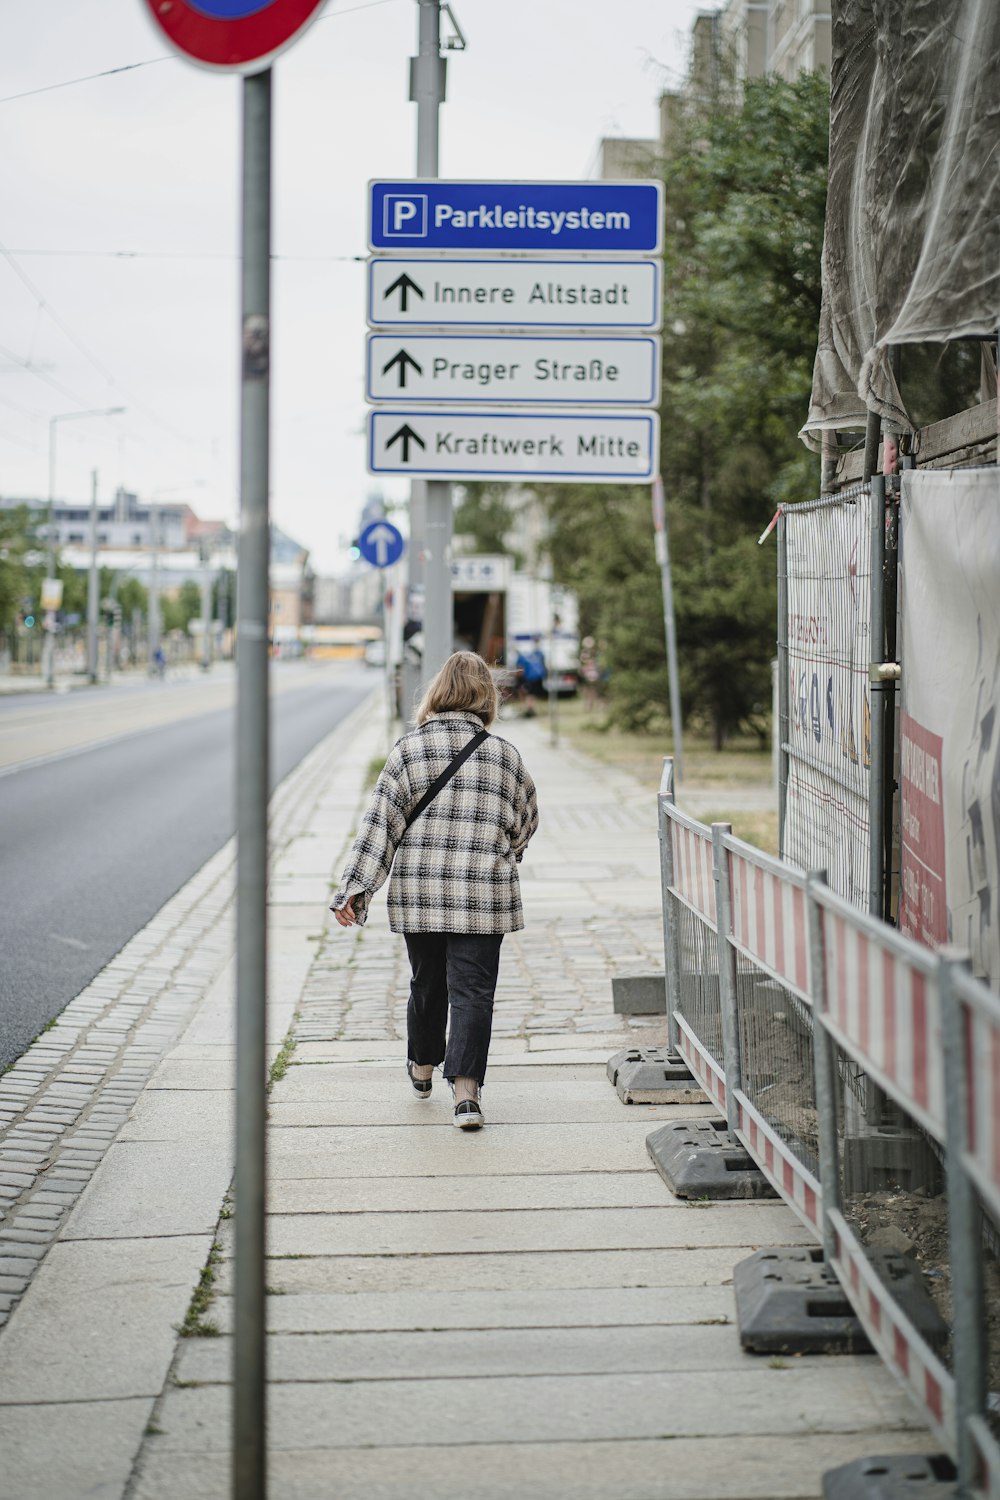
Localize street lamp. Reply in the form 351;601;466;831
45;405;125;687
147;480;204;675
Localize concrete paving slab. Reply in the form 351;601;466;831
0;1235;210;1401
266;1091;697;1126
150;1364;921;1451
0;1397;154;1500
148;1059;235;1091
215;1246;764;1296
259;1204;807;1258
64;1140;233;1239
128;1433;940;1500
280;1062;604;1087
267;1170;674;1214
117;1089;233;1142
176;1321;860;1384
268;1121;664;1179
527;1031;645;1051
208;1283;735;1334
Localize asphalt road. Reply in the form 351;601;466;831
0;665;374;1069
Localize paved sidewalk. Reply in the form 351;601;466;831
0;695;929;1499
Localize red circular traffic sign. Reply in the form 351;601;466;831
142;0;326;72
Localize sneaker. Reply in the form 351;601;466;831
406;1060;432;1099
453;1099;484;1130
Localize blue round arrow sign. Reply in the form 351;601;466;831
358;519;405;569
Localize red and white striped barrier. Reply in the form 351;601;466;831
828;1208;954;1450
668;813;717;924
817;890;944;1139
735;1091;821;1231
956;970;1000;1228
727;840;810;1000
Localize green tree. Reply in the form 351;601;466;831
161;579;201;634
453;483;523;567
529;73;830;745
0;505;39;629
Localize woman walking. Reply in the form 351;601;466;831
331;652;538;1130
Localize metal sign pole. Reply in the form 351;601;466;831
652;475;684;782
234;66;271;1500
412;0;452;688
86;469;100;684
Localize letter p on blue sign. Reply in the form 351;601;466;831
384;194;428;238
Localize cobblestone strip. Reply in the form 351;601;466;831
0;690;379;1327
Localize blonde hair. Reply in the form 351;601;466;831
416;651;498;727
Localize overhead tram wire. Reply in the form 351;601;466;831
1;250;368;263
0;237;209;455
0;0;405;107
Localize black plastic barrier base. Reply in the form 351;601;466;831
606;1047;708;1105
646;1117;778;1198
822;1453;957;1498
735;1246;870;1353
734;1246;948;1355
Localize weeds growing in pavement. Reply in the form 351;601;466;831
268;1032;297;1090
178;1239;223;1337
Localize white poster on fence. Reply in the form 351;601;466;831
899;468;1000;989
782;489;872;908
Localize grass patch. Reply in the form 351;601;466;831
178;1239;223;1337
268;1033;297;1091
555;698;778;852
364;754;386;790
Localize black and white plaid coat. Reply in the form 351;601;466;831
331;711;539;934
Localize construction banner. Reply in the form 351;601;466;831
899;468;1000;988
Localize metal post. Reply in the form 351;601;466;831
806;870;840;1262
881;493;899;920
776;510;790;854
939;947;986;1496
233;66;271;1500
86;469;100;685
652;475;684;781
547;586;560;747
148;505;161;673
658;758;682;1053
45;421;58;689
200;545;213;672
711;822;742;1139
411;0;452;689
862;406;881;485
868;475;887;917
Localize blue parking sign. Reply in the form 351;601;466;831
369;180;662;255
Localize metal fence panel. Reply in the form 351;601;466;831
813;883;944;1140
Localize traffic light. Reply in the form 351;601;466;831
23;614;35;629
348;537;362;561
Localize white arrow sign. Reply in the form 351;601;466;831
368;408;659;483
367;334;660;406
366;524;397;564
367;257;662;330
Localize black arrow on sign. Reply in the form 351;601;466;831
382;348;423;389
384;273;424;313
386;423;426;464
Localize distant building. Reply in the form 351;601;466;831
595;2;831;177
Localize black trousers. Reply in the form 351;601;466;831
404;932;504;1086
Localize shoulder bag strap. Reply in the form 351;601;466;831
403;728;489;832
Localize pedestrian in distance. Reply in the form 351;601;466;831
514;635;547;717
331;651;539;1130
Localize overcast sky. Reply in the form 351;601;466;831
0;0;701;572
